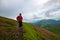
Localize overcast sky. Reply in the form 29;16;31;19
0;0;60;22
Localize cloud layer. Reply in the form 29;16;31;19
0;0;60;22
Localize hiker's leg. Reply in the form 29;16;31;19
21;22;23;27
18;22;23;30
19;22;22;27
19;21;23;27
18;22;20;27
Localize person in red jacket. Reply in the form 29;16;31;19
17;13;23;27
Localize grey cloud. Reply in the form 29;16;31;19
0;0;60;21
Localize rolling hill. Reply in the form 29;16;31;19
32;19;60;36
0;16;59;40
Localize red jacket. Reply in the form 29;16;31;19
17;16;23;22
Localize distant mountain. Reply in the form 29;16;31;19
0;16;59;40
32;19;60;27
32;19;60;35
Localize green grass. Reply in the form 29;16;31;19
23;23;42;40
45;26;60;35
23;23;59;40
0;16;18;40
0;16;59;40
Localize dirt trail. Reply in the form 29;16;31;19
11;27;23;40
19;28;23;40
16;27;23;40
0;27;23;40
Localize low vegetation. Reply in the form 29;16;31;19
0;16;59;40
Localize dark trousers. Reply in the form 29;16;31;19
18;21;23;27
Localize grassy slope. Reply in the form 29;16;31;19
23;23;59;40
0;16;59;40
45;26;60;36
0;16;19;40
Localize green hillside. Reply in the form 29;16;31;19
33;20;60;36
23;24;59;40
0;16;59;40
44;25;60;36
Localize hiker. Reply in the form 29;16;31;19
17;13;23;27
17;13;23;40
